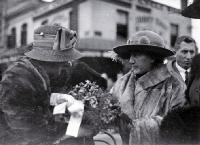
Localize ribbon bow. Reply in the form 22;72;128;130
50;93;84;137
53;28;77;51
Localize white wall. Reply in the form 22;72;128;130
151;7;171;46
34;8;72;32
192;19;200;52
79;0;130;40
169;13;192;36
132;1;191;48
78;1;93;38
134;9;170;46
91;0;130;40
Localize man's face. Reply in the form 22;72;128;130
176;41;196;70
129;52;154;76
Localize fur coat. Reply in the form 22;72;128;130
0;57;104;145
111;64;186;145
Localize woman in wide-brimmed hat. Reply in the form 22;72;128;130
0;24;101;145
111;30;186;145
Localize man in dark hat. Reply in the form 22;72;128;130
0;24;105;145
111;30;186;145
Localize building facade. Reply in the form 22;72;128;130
0;0;192;61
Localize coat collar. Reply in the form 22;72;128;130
135;64;171;95
167;60;186;84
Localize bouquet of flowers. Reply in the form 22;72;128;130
53;80;121;134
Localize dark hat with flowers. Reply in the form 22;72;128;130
25;24;82;62
113;30;174;59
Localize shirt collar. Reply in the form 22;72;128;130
175;62;190;81
175;62;190;73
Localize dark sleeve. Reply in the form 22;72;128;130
159;106;200;144
0;62;63;144
66;61;107;89
0;63;50;128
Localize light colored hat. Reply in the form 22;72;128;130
113;30;174;59
25;24;82;62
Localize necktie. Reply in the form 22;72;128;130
185;70;189;86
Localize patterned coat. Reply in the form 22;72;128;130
111;64;186;145
0;57;101;145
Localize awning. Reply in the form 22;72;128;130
77;38;125;51
0;44;31;63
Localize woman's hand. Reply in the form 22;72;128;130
50;93;75;107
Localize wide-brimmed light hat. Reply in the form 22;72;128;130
25;24;82;62
182;0;200;19
113;30;174;59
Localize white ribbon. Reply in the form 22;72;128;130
66;100;84;137
50;93;84;137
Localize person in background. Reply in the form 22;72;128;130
111;30;186;145
167;36;198;85
160;4;200;144
167;36;198;104
159;106;200;144
0;24;105;145
185;54;200;105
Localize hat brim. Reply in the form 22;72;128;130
182;1;200;19
25;47;83;62
113;45;174;59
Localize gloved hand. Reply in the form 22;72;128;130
50;93;75;107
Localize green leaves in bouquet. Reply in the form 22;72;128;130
67;80;121;131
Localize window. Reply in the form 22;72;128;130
94;31;102;37
11;27;16;48
116;10;128;41
7;27;16;48
170;23;179;47
0;20;2;44
69;8;78;31
136;5;151;13
69;10;74;30
21;23;27;46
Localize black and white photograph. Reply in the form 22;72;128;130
0;0;200;145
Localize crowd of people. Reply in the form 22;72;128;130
0;4;200;145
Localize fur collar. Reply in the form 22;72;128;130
135;64;171;95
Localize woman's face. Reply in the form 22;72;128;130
129;52;154;76
42;61;72;89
